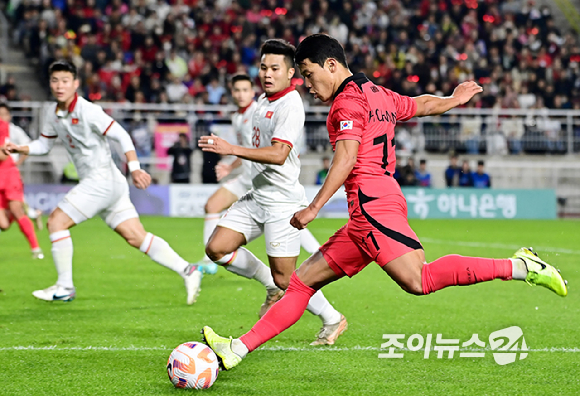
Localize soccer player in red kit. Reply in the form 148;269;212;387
201;34;568;370
0;117;43;259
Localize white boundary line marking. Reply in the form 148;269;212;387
0;346;578;353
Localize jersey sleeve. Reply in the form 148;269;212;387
331;96;367;143
40;107;58;139
270;102;305;149
86;104;117;136
389;90;417;122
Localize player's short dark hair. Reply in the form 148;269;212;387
49;60;78;79
295;34;348;68
0;102;11;113
260;39;295;69
231;74;253;86
478;160;485;166
420;159;426;165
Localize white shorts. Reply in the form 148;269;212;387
58;178;139;229
222;175;252;199
218;194;305;257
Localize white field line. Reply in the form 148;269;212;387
0;345;578;353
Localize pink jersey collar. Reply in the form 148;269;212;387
266;85;295;102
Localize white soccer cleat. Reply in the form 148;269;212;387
32;248;44;260
32;284;76;302
310;314;348;345
184;264;203;305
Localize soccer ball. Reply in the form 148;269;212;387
167;342;219;389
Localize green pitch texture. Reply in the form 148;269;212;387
1;217;579;395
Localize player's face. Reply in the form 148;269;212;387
49;71;79;104
298;59;334;102
231;80;254;109
0;107;11;123
259;54;294;95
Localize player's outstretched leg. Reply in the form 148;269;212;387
33;209;76;302
201;252;343;370
9;201;43;259
395;247;568;297
115;218;203;305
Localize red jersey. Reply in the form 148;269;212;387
0;118;16;170
327;73;416;200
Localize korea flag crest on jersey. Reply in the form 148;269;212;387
340;120;353;131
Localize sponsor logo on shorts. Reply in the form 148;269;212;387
270;242;281;248
340;120;353;131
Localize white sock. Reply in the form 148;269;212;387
231;338;249;358
511;258;528;280
50;230;74;289
202;213;221;261
217;247;278;290
300;229;320;255
306;290;342;325
139;233;189;277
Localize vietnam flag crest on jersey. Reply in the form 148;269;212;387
72;118;79;125
265;111;274;119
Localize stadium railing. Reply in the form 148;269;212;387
8;101;580;156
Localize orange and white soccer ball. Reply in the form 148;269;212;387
167;342;219;389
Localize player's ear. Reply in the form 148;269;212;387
287;66;295;81
327;58;337;73
74;78;80;90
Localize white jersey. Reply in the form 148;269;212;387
231;101;258;182
250;87;307;208
8;123;31;162
41;95;124;181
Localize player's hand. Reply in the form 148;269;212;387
132;169;151;189
2;142;25;155
198;134;234;156
290;205;319;230
451;81;483;105
215;162;233;181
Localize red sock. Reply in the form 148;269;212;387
422;255;512;295
240;272;316;352
17;216;39;249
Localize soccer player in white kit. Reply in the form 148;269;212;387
199;40;347;345
3;61;202;304
197;74;321;268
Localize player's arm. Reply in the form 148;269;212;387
291;139;359;230
413;81;483;117
12;125;31;165
199;135;291;165
3;134;56;156
87;106;151;189
215;157;242;181
100;122;151;190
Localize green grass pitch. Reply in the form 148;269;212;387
1;217;579;395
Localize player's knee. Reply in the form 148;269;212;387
204;200;220;214
272;273;289;290
8;203;25;219
204;241;224;262
399;277;424;296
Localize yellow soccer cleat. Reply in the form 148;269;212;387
513;247;568;297
201;326;243;371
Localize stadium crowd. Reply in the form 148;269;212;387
6;0;580;111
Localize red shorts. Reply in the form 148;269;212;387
0;168;24;209
320;190;422;278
